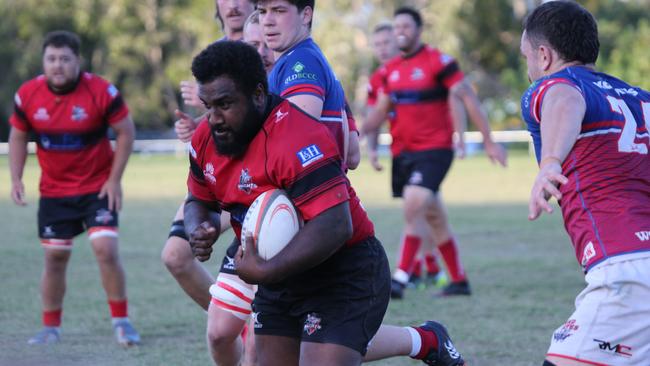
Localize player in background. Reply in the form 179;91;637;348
8;30;139;346
256;0;360;170
363;6;507;299
161;0;255;313
186;40;466;366
521;2;650;365
366;22;447;291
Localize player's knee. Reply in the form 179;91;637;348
44;249;71;268
206;323;241;349
92;242;120;264
161;237;193;274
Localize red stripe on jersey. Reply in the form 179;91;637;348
581;120;625;132
281;84;325;98
532;78;581;123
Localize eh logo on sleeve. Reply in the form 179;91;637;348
297;145;323;167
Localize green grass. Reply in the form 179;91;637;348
0;151;584;365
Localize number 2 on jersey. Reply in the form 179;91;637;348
606;96;650;154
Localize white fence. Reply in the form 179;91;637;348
0;130;532;155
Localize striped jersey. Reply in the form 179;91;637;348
522;65;650;271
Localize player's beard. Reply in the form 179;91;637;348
211;98;264;157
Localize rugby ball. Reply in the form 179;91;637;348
241;189;301;260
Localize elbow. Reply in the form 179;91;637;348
346;150;361;170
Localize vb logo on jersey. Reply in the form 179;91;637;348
297;145;323;167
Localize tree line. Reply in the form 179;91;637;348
1;0;648;141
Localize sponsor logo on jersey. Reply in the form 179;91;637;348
204;163;217;185
389;70;400;82
95;209;114;224
411;67;425;81
33;108;50;121
252;312;263;329
303;313;322;335
274;108;288;123
635;231;650;241
615;87;638;97
553;319;579;342
593;80;613;89
71;106;88;122
237;168;257;194
440;53;454;65
292;61;305;73
284;72;318;84
581;241;596;266
297;145;323;167
593;339;633;358
14;93;22;107
107;84;119;98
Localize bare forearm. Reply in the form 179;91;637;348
263;202;353;283
449;95;467;137
9;129;28;182
463;93;493;142
184;196;221;241
109;126;134;183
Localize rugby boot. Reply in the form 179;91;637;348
416;321;465;366
390;278;406;299
28;326;60;345
436;281;471;297
113;319;141;347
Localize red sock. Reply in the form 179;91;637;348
108;299;128;318
397;236;421;276
438;238;466;282
412;258;422;277
424;253;440;275
43;309;62;327
413;325;439;359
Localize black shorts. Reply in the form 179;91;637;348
252;236;391;356
38;193;118;239
219;238;240;275
391;149;454;197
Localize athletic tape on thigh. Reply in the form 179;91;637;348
209;276;255;320
88;226;118;240
41;239;73;250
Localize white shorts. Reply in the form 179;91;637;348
547;253;650;365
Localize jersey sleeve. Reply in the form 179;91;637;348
435;54;465;90
276;48;328;101
187;122;218;203
93;75;130;124
367;70;383;107
9;85;32;131
529;78;583;123
270;113;350;220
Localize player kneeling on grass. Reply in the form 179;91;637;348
183;40;466;366
8;30;139;346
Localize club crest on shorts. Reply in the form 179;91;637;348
303;313;322;336
409;171;423;185
553;319;579;342
95;209;114;224
252;312;263;329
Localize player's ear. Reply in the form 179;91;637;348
538;44;553;72
252;83;265;109
300;6;313;27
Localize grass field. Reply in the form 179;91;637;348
0;151;585;366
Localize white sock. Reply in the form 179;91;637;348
393;269;410;284
406;327;421;357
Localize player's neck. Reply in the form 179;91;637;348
401;43;424;59
47;73;81;95
225;28;243;41
274;32;310;60
546;60;590;76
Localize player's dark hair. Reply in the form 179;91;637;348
191;40;268;96
253;0;314;28
524;1;599;64
373;23;393;34
394;6;422;28
42;30;81;56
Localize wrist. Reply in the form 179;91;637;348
540;156;563;168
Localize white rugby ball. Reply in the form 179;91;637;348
241;189;301;260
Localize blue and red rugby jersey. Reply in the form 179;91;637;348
522;65;650;271
268;38;357;158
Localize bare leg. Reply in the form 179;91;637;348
206;296;247;366
300;342;362;366
363;325;411;361
91;236;126;301
41;248;72;310
255;335;300;366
